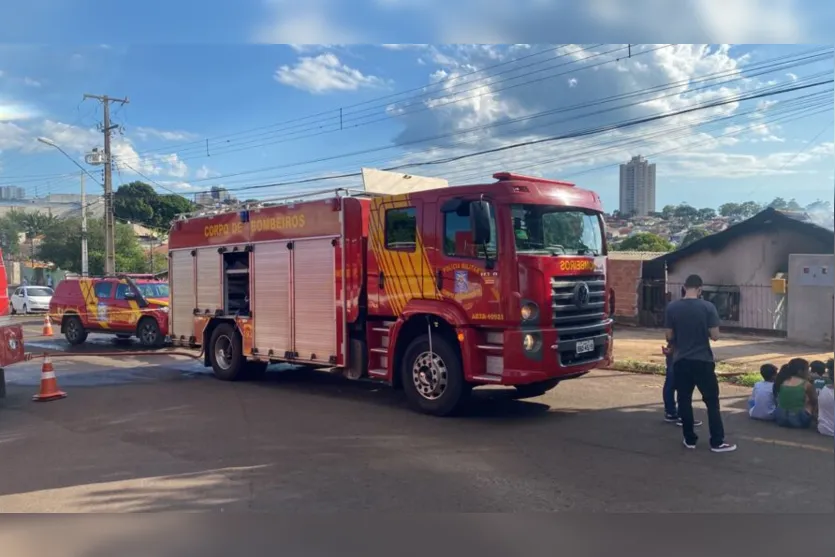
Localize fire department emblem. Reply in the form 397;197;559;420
454;270;468;294
8;333;18;351
573;282;591;308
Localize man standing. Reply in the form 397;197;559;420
664;274;737;453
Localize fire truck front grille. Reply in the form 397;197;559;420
551;274;609;365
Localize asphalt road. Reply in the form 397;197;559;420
0;323;832;513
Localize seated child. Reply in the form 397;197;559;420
748;363;777;421
818;362;834;437
809;360;827;392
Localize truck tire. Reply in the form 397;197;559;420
137;317;164;348
209;323;245;381
63;315;88;346
401;333;469;417
514;378;560;399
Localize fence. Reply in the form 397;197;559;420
667;282;786;333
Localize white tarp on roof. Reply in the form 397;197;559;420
360;168;448;196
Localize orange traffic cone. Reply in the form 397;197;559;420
32;355;66;402
42;315;54;337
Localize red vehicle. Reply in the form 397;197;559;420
167;171;613;416
48;274;170;347
0;248;8;316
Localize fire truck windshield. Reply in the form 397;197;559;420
511;204;604;256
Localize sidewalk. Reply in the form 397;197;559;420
613;326;831;370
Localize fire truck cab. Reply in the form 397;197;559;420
167;169;613;416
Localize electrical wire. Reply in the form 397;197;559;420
175;77;832;199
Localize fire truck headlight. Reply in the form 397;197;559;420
522;333;541;352
160;306;169;313
520;302;538;321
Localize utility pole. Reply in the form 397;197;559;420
83;93;129;275
80;172;88;277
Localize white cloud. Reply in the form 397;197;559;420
195;165;219;180
252;0;811;43
112;140;189;179
275;53;387;94
568;78;578;88
23;77;40;87
254;1;360;43
0;100;38;121
368;43;827;192
133;126;198;142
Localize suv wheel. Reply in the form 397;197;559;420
63;315;88;346
137;317;164;348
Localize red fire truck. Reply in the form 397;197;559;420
167;169;613;416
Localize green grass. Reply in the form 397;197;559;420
607;359;760;387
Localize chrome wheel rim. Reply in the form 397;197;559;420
215;334;233;370
411;351;448;401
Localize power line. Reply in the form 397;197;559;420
119;50;834;191
119;44;606;160
115;44;662;166
177;77;832;198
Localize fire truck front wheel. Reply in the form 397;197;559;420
209;323;245;381
401;333;469;417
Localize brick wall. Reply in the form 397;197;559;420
609;259;643;323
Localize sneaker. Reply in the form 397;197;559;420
676;418;703;427
710;443;737;453
682;439;697;449
664;414;679;423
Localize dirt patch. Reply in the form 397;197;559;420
613;326;831;370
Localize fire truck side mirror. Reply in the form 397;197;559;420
469;200;491;245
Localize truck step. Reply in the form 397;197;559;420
370;348;388;354
368;369;388;377
372;327;390;333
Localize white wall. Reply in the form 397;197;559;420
787;254;834;348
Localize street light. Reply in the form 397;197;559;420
36;137;90;277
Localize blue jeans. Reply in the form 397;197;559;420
774;407;812;429
663;361;677;417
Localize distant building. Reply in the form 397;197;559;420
195;187;233;207
0;186;26;200
619;155;656;217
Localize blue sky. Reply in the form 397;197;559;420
1;39;833;214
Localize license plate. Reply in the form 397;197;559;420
575;339;595;355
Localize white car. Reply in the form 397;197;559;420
10;286;54;314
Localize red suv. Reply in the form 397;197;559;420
49;274;170;347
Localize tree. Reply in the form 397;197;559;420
673;204;699;221
114;181;196;232
615;232;674;252
768;197;802;211
697;207;716;221
680;227;710;247
719;201;761;220
661;205;676;219
38;216;149;275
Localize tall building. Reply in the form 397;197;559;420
619;155;656;216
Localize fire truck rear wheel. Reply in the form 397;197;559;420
513;378;560;399
209;323;245;381
401;333;469;417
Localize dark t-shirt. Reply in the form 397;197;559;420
664;298;720;363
